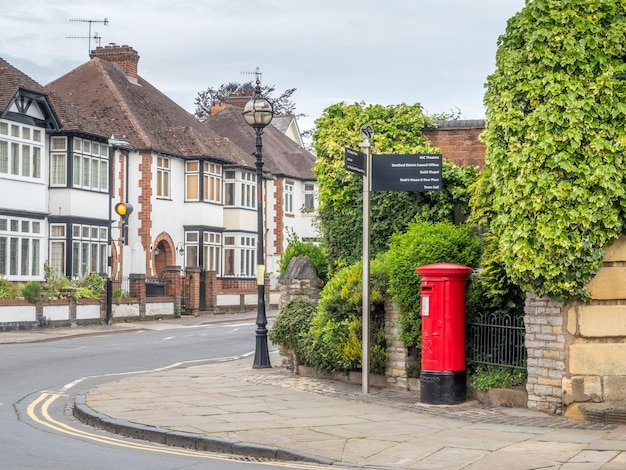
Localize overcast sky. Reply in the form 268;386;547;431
1;0;526;132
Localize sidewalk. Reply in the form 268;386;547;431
5;318;626;469
77;352;626;469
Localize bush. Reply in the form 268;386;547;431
383;219;483;348
21;281;41;303
300;258;388;374
269;298;315;356
0;276;20;300
279;229;328;283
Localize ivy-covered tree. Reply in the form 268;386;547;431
313;101;477;271
471;0;626;301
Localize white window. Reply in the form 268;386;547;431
69;223;108;277
69;137;108;192
222;234;255;277
185;161;200;201
285;181;294;214
223;170;255;208
304;182;316;211
49;225;66;274
203;231;221;273
185;231;199;267
0;215;43;279
0;121;44;182
157;156;171;198
204;162;222;203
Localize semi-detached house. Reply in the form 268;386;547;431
0;45;317;307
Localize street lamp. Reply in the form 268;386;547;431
243;78;274;369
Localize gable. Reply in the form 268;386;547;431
2;89;59;130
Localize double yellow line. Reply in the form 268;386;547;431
26;393;328;469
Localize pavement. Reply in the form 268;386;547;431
4;314;626;469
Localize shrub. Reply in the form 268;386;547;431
279;229;328;282
383;219;483;348
269;298;315;356
21;281;42;303
300;258;388;374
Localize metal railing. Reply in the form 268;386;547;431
467;313;527;369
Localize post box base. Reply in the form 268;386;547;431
420;370;466;405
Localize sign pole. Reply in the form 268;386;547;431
359;125;373;394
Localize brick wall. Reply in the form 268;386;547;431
274;177;285;255
422;120;486;168
138;151;153;275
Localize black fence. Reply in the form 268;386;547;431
467;313;527;369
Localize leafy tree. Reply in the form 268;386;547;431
471;0;626;301
194;81;300;118
312;101;478;271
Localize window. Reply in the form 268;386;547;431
223;170;256;208
285;181;294;214
69;137;108;192
0;121;44;182
241;171;256;208
185;231;199;267
203;162;222;203
223;234;255;277
157;156;171;198
67;223;108;277
304;182;316;211
203;231;221;272
49;225;66;274
0;215;44;279
185;161;200;201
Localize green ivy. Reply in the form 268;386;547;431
312;101;478;272
473;0;626;302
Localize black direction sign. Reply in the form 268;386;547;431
371;153;442;192
344;147;366;176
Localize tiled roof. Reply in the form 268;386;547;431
0;58;47;111
45;58;248;163
204;105;316;180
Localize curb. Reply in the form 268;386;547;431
73;392;335;466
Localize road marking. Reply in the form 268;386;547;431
27;393;329;468
58;351;258;393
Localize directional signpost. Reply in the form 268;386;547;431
345;127;443;395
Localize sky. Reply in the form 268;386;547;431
1;0;527;133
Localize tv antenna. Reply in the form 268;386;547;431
67;18;109;56
241;67;263;85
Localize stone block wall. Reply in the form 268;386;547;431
563;236;626;420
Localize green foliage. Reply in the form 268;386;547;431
473;0;626;301
383;220;483;347
77;273;105;296
301;258;388;374
0;276;20;300
312;101;478;272
269;298;316;356
113;289;130;301
21;281;42;303
279;229;329;282
470;366;526;391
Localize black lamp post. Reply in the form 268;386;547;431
243;79;274;369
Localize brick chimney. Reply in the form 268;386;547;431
90;45;139;81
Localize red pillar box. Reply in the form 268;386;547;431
416;263;473;405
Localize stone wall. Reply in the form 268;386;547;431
524;292;566;415
563;236;626;421
384;297;413;390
